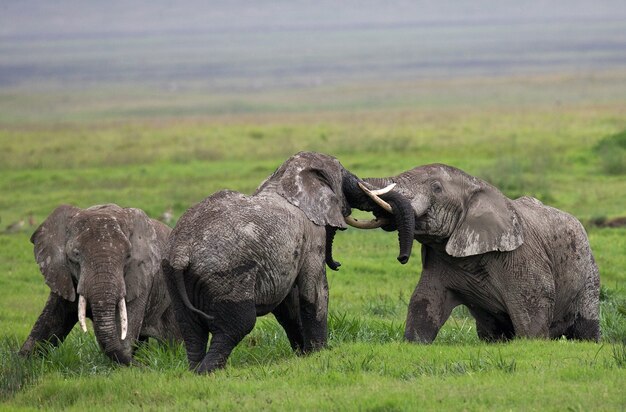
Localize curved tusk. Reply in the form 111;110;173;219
78;295;88;333
358;182;393;213
119;298;128;341
344;215;389;229
368;182;396;196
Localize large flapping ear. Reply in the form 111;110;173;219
274;152;348;229
446;184;524;257
123;208;160;302
31;205;81;301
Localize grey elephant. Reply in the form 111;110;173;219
162;151;415;373
352;164;600;343
19;204;181;364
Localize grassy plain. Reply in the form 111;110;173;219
1;73;626;410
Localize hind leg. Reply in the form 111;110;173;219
567;260;601;341
197;300;257;374
162;263;210;370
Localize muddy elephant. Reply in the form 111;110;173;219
19;204;181;364
352;163;600;343
162;151;415;373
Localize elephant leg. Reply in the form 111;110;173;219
272;286;304;352
19;292;77;356
405;272;459;344
504;277;554;339
196;299;257;374
296;267;329;353
163;268;209;370
568;267;600;341
468;307;515;342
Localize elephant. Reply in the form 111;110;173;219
162;151;415;373
351;163;600;343
19;204;181;364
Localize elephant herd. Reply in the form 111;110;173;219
19;152;601;373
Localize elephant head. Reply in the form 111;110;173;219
253;151;416;267
31;204;161;363
352;163;524;258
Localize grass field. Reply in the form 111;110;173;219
1;71;626;410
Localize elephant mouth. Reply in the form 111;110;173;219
78;294;128;340
344;182;395;229
343;180;416;264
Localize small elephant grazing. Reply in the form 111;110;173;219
163;151;414;373
353;164;600;343
20;204;181;364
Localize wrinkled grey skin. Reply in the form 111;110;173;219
163;152;400;374
361;164;600;343
19;204;181;364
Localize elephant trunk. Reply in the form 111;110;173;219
325;226;341;271
343;171;415;263
90;298;131;365
78;261;131;365
379;191;415;264
342;170;394;213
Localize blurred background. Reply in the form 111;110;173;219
1;0;626;121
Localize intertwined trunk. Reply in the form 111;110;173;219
342;170;415;263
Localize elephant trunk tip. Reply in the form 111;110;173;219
397;255;410;265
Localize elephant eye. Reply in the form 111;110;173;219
68;248;80;262
431;181;443;194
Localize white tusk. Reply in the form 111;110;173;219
344;215;390;229
368;183;396;196
78;295;88;333
358;182;394;213
119;298;128;341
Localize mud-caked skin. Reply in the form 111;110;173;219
359;164;600;343
163;152;403;374
19;204;181;364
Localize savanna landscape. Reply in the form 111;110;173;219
1;2;625;410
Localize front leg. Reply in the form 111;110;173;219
405;247;459;343
19;292;77;356
297;264;329;353
405;272;459;343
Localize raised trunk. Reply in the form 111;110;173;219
342;170;393;212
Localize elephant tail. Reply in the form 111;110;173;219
162;258;214;323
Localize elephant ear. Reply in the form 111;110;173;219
273;152;348;229
124;208;160;302
31;205;81;301
446;184;524;257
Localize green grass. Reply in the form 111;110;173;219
1;76;626;410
